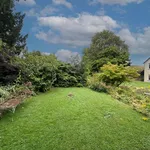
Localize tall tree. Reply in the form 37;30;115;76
83;30;130;72
0;0;28;55
0;0;27;84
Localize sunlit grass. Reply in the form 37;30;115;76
0;88;150;150
122;81;150;88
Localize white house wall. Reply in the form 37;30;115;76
144;59;150;82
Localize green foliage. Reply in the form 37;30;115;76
110;85;150;117
0;0;28;51
0;73;35;103
0;0;27;85
0;40;20;85
87;74;111;93
14;52;59;92
54;63;85;87
128;66;144;81
11;51;86;91
83;30;130;72
7;73;35;96
99;63;139;86
122;81;150;88
0;87;10;103
87;73;150;117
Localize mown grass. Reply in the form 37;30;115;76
0;88;150;150
123;81;150;88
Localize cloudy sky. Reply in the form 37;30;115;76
16;0;150;65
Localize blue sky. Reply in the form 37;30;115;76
16;0;150;65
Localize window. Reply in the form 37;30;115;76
149;75;150;81
149;63;150;69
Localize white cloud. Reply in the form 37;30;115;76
25;8;38;17
89;0;144;5
55;49;80;62
35;11;150;55
118;27;150;54
40;6;58;17
52;0;73;9
36;13;120;47
17;0;36;6
25;6;58;17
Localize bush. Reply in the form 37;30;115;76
99;63;139;87
0;72;35;103
0;83;35;104
13;52;59;92
129;66;144;81
54;63;85;87
0;87;10;103
87;74;111;93
13;52;86;91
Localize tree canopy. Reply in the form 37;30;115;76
83;30;130;72
0;0;28;54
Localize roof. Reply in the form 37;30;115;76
144;57;150;64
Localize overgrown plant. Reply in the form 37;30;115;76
54;63;85;87
87;73;111;93
13;52;59;92
99;63;139;86
0;87;10;103
110;86;150;117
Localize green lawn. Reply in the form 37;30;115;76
123;81;150;88
0;88;150;150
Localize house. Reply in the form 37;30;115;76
144;57;150;82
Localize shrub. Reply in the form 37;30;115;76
0;71;35;103
13;52;86;91
0;83;35;104
129;66;144;81
0;87;10;103
99;63;139;87
87;74;111;93
110;86;150;117
13;52;59;92
54;63;85;87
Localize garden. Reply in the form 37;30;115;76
0;0;150;150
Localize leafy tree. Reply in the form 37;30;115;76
83;30;130;72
